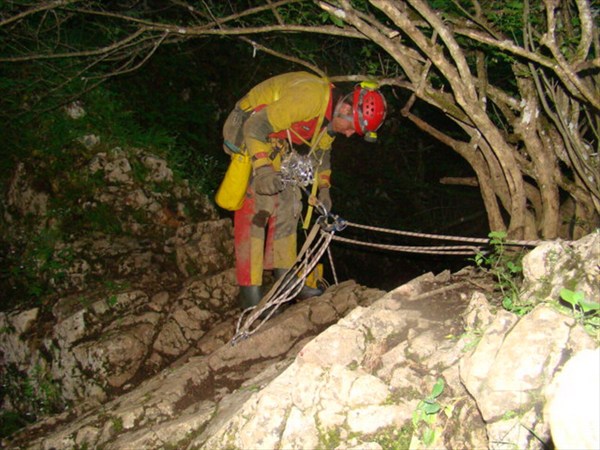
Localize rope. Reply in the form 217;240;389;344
326;245;339;285
231;221;335;345
343;221;546;248
230;188;556;343
331;235;483;255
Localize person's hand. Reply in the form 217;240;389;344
318;187;332;212
254;165;284;195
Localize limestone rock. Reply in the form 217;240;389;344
522;230;600;303
2;146;598;450
545;348;600;450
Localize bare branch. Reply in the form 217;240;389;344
574;0;594;64
540;0;600;110
0;0;81;28
85;31;168;80
406;0;478;102
237;36;325;77
190;0;302;30
440;177;479;187
266;0;285;25
456;26;600;111
0;28;149;62
1;0;597;237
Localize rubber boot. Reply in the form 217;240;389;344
239;285;262;310
240;285;281;319
274;268;323;300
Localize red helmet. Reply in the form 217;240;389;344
334;81;387;142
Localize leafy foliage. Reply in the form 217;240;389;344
474;231;530;315
0;362;65;435
411;378;448;447
475;233;599;338
0;73;229;310
559;288;600;338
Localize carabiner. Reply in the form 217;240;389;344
318;212;347;232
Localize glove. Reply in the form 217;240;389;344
254;165;284;195
318;187;332;212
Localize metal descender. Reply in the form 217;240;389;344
279;150;316;188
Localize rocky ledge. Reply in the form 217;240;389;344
1;143;598;450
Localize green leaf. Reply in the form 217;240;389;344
474;253;484;265
579;300;600;313
586;316;600;326
424;412;437;424
560;288;584;306
412;409;423;427
506;261;522;274
107;295;118;307
422;427;437;446
430;378;444;398
422;401;441;415
488;230;507;240
328;13;345;27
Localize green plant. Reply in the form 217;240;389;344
0;362;64;437
103;280;129;308
33;364;62;414
318;427;342;450
106;294;119;308
111;415;124;433
474;231;530;315
1;226;73;307
560;288;599;315
78;295;93;309
411;378;449;448
559;288;600;337
501;410;518;420
361;324;376;343
372;424;413;450
447;327;483;352
0;411;31;439
315;416;343;450
170;151;225;197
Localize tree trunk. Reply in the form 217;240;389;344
514;77;561;238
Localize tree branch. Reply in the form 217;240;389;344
237;36;325;77
0;0;81;28
0;28;149;62
455;24;600;110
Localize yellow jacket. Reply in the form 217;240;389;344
238;72;334;187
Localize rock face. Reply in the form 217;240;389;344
1;143;598;450
4;281;385;450
546;348;600;450
1;146;235;413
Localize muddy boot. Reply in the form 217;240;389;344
274;268;323;300
239;285;262;310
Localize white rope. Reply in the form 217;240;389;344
331;235;483;255
230;193;559;344
343;221;548;247
231;222;334;345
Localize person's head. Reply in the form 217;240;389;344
332;82;387;142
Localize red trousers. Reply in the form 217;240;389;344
234;184;302;286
